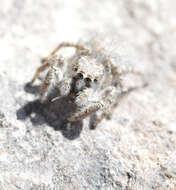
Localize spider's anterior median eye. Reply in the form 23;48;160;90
85;77;92;87
85;77;91;83
78;73;83;79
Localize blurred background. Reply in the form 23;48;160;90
0;0;176;189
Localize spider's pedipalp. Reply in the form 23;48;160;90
75;88;94;106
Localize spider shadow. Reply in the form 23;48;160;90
17;82;146;139
17;83;83;140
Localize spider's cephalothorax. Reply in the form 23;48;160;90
71;56;104;92
30;42;147;127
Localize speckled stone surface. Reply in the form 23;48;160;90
0;0;176;189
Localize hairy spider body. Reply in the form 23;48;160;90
31;41;146;127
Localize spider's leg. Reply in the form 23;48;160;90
31;62;50;84
119;67;148;89
92;86;121;127
40;64;63;102
51;42;89;56
43;42;89;62
108;59;148;92
91;113;106;129
68;102;103;122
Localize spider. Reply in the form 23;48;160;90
30;41;147;128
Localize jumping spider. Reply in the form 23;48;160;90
30;41;147;128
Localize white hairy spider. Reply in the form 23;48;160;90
30;41;146;127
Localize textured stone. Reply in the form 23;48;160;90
0;0;176;189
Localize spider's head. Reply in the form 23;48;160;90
72;56;104;91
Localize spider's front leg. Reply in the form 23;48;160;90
67;88;103;122
40;63;63;102
68;101;103;122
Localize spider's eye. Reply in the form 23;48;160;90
78;73;83;79
94;78;98;83
74;67;78;72
84;77;91;83
85;77;92;87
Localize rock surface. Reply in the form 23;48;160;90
0;0;176;189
